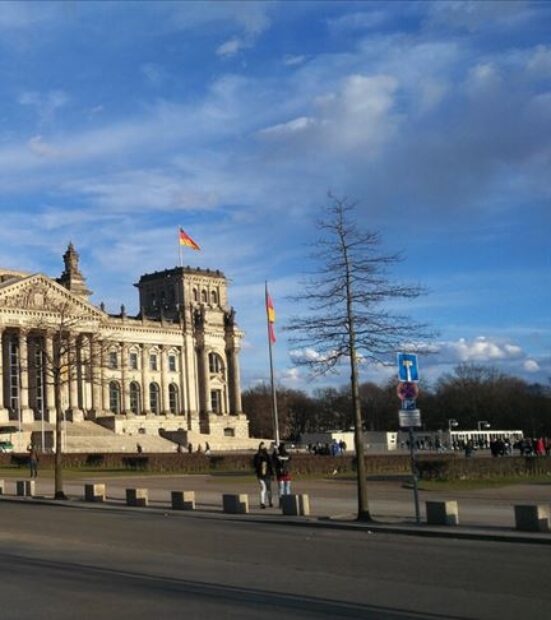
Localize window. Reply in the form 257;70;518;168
168;355;177;372
211;389;222;414
129;352;139;370
108;351;118;370
211;290;218;304
129;382;141;415
8;337;19;413
193;288;198;302
149;382;160;414
201;289;208;303
109;381;121;414
149;354;158;372
209;352;223;374
169;384;179;414
224;427;235;437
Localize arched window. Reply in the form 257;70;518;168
129;382;141;415
109;381;121;414
193;288;199;302
169;384;179;414
149;382;160;415
211;290;218;304
201;289;208;303
208;352;224;374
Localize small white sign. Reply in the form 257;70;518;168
399;409;422;428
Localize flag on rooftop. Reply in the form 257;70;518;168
179;227;200;251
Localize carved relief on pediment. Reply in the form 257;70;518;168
0;279;91;316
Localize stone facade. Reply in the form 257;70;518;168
0;245;252;450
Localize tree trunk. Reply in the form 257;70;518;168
54;376;66;500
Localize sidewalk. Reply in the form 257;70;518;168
1;478;550;547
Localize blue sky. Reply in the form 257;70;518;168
0;1;549;390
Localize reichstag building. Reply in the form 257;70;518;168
0;244;253;452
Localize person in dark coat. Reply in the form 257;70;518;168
253;442;274;508
28;444;39;478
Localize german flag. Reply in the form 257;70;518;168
179;227;200;251
265;287;276;344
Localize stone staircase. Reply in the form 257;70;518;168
63;421;178;453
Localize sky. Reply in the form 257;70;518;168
0;0;549;392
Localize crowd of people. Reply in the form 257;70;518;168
307;439;347;456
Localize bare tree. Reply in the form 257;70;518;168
32;300;109;500
286;194;430;521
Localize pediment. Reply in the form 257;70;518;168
0;274;105;320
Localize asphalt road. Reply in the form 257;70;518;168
0;501;550;619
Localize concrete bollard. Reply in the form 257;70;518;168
281;494;311;516
514;504;550;533
223;493;249;514
171;491;196;511
84;483;106;503
426;501;460;526
16;480;35;497
126;488;148;507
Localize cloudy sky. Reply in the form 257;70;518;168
0;1;549;390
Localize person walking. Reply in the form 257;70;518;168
273;442;292;500
253;442;274;509
28;444;39;479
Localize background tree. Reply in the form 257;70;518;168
286;194;430;521
33;300;109;500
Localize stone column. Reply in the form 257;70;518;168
45;333;56;422
199;346;211;414
228;347;242;414
0;329;9;422
161;346;170;415
121;342;130;414
90;338;103;418
101;347;110;414
18;330;34;423
67;334;83;422
141;344;150;415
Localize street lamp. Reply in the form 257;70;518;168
477;420;491;431
448;419;459;433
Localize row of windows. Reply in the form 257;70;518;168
109;381;225;415
192;288;219;305
108;352;179;372
109;381;180;415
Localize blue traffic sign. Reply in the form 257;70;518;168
397;353;419;382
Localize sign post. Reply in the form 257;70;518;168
397;353;421;525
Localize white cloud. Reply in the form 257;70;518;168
526;45;551;77
217;37;246;58
438;336;524;363
258;116;316;137
283;55;306;67
523;359;540;373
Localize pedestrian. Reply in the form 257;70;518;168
273;442;292;499
28;444;38;478
205;442;211;455
253;442;274;509
136;443;143;454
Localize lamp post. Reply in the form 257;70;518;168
477;421;491;431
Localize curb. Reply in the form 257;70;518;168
1;494;550;545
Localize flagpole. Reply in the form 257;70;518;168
178;226;183;267
265;281;280;446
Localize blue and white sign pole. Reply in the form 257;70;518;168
397;352;421;525
397;353;419;382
